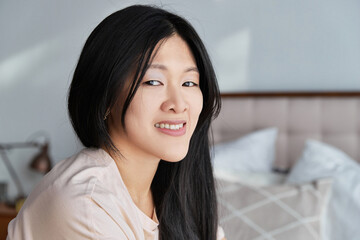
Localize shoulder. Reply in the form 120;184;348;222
32;148;115;196
7;148;130;239
23;148;115;209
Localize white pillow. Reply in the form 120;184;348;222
287;139;360;240
211;127;278;174
216;177;332;240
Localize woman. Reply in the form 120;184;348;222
7;5;225;240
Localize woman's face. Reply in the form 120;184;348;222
109;34;203;162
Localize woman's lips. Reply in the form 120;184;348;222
154;121;187;136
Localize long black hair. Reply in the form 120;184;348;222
68;5;221;240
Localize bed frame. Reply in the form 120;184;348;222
211;91;360;171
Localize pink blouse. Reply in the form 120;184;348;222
7;148;225;240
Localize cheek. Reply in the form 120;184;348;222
124;92;160;133
190;91;203;121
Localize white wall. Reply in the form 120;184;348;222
1;0;359;199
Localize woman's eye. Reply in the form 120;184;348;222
144;80;162;86
183;81;198;87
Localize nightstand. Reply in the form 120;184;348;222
0;203;16;240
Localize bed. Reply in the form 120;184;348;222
210;91;360;240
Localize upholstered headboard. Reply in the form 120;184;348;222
210;92;360;170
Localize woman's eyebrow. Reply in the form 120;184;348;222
185;66;199;73
149;64;199;73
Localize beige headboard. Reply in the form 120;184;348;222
210;92;360;170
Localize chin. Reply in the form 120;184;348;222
162;157;186;163
160;148;189;163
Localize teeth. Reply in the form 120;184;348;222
155;123;184;130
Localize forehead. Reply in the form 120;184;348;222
150;34;197;67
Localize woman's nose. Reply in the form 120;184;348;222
160;87;189;113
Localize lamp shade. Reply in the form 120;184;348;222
29;143;52;174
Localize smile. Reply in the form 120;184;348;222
154;121;187;136
155;123;184;130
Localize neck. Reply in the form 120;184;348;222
104;145;160;206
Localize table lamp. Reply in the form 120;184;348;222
0;139;52;205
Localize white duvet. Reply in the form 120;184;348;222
287;139;360;240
